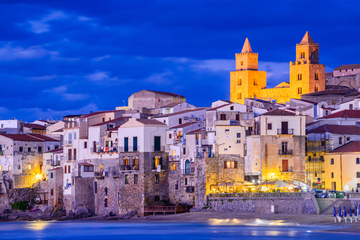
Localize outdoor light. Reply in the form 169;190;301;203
35;174;42;181
252;180;255;183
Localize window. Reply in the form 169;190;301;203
220;114;226;120
330;158;334;165
298;87;302;94
38;146;42;153
358;183;360;188
237;133;241;138
125;175;129;184
154;196;160;202
224;161;237;169
347;137;351;142
236;114;240;121
104;187;108;196
183;148;186;155
74;133;77;140
267;123;272;130
124;137;129;152
68;165;71;173
133;137;138;151
155;174;160;184
84;166;94;172
225;129;229;132
179;118;182;124
339;137;343;145
238;78;242;85
300;52;305;58
28;164;31;170
28;147;31;152
331;172;334;178
240;61;243;66
236;140;241;144
169;133;172;139
315;72;319;80
357;158;360;164
185;178;188;185
19;147;23;152
104;198;108;207
175;181;179;190
357;172;360;178
51;173;53;178
84;142;87;149
134;174;138;184
94;182;97;193
154;136;161;151
185;160;191;174
253;78;257;85
332;100;336;105
320;156;324;162
314;85;319;92
51;189;54;196
230;106;234;111
298;73;302;80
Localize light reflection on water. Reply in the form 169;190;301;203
0;219;357;240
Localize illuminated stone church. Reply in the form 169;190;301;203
230;32;325;104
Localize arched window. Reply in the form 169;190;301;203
314;85;319;92
298;87;302;94
124;157;129;166
308;156;311;161
155;174;160;184
238;92;242;100
185;160;191;174
238;78;242;85
104;198;108;207
300;52;305;58
357;172;360;178
185;178;188;185
315;72;319;80
253;78;257;85
171;163;176;171
154;156;160;168
175;181;179;190
104;187;108;196
331;172;334;178
357;158;360;164
298;73;302;80
330;158;334;165
133;157;138;170
240;61;243;66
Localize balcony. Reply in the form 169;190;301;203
152;146;165;152
195;152;205;158
181;168;195;175
64;121;78;129
152;164;166;171
169;155;180;161
279;166;293;173
91;147;118;154
119;146;140;153
278;149;293;155
174;136;183;143
64;156;76;161
120;165;139;171
215;120;240;126
63;140;73;146
46;159;61;166
95;171;109;179
277;128;294;135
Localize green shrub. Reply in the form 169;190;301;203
228;199;234;203
11;201;29;211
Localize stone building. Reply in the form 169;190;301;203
325;64;360;90
245;109;306;182
47;167;63;210
230;32;325;104
128;90;186;111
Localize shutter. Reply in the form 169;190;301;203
153;157;155;169
64;165;67;174
234;161;238;168
160;157;163;166
224;161;227;169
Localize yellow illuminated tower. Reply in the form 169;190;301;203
289;31;325;98
230;38;266;104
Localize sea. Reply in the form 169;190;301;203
0;219;358;239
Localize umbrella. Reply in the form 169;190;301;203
233;181;245;187
274;179;290;188
258;180;276;186
217;182;227;187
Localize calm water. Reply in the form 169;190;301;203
0;219;358;239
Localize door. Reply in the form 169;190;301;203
68;149;72;160
78;164;81;177
282;159;288;172
93;141;96;153
185;160;191;174
331;182;336;191
124;137;128;152
73;148;77;160
281;121;288;134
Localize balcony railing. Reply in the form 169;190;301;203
95;171;109;178
64;156;76;161
181;168;195;175
279;166;293;172
152;164;165;171
278;149;293;155
152;146;165;152
64;140;73;145
169;155;180;161
46;159;61;166
277;128;294;135
120;165;139;171
64;121;78;129
215;120;240;126
195;152;205;158
119;146;140;152
91;147;118;153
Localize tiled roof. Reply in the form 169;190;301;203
306;121;318;127
46;148;63;153
297;99;318;105
137;119;167;126
206;103;232;111
63;114;83;118
78;162;94;166
330;141;360;153
0;134;59;142
90;117;128;127
106;127;119;132
24;123;46;130
334;64;360;71
152;108;208;118
49;167;62;171
308;124;360;135
318;110;360;119
187;129;206;135
260;109;296;116
160;102;185;108
147;90;185;98
169;122;199;129
80;110;121;118
302;88;356;96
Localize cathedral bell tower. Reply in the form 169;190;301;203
230;38;266;104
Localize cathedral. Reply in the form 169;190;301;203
230;32;325;104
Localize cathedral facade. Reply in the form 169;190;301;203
230;32;325;104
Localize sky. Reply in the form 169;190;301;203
0;0;359;121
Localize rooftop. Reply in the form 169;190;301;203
80;110;121;119
308;124;360;135
152;107;208;118
169;122;199;129
260;109;296;116
0;133;60;142
334;64;360;71
46;148;63;153
24;123;46;130
302;88;357;97
330;141;360;153
318;110;360;119
160;102;185;108
90;117;128;127
146;90;185;98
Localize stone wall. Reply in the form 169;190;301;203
207;195;318;214
48;167;63;210
74;177;95;213
168;161;195;205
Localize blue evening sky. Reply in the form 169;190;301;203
0;0;359;121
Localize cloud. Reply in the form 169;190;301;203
144;70;173;84
28;11;68;33
0;107;8;114
44;85;67;94
85;71;118;81
0;44;49;61
190;59;234;72
78;16;92;21
63;93;88;101
93;55;111;61
29;75;58;81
